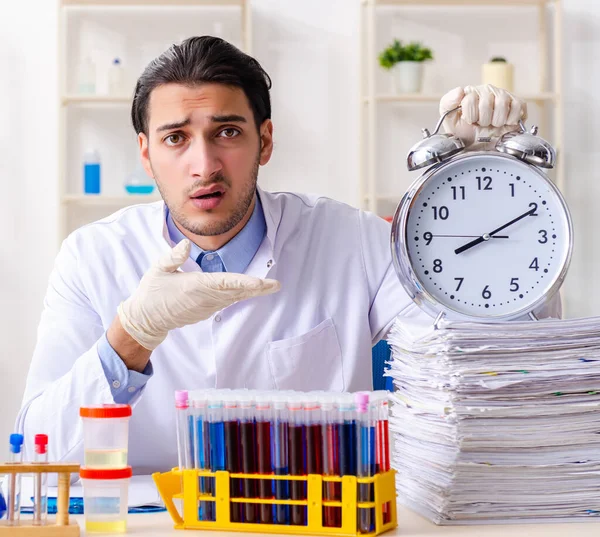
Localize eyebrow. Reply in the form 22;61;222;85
156;114;247;133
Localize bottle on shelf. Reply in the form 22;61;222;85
83;150;101;195
108;57;126;95
124;159;155;195
78;55;96;94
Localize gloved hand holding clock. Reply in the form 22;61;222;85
439;84;528;146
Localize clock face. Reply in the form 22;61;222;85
398;153;572;320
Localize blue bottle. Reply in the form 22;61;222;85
83;150;101;194
0;488;6;519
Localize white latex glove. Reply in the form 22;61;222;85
439;84;527;146
118;239;281;350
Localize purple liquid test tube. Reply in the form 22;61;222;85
223;392;242;523
239;392;258;523
287;394;307;526
255;393;273;524
320;394;341;528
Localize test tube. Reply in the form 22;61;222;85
271;393;289;525
33;434;49;525
372;391;390;474
208;391;226;522
7;433;24;525
320;393;341;528
175;391;192;470
239;391;258;523
304;395;322;476
223;392;242;523
372;391;391;524
287;393;307;526
191;392;212;522
337;393;357;477
355;392;376;534
255;392;273;524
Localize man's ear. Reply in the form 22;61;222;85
259;119;274;166
138;133;154;178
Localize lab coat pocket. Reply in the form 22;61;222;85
267;318;344;391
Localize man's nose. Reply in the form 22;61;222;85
188;139;223;180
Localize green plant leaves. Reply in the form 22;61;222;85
378;40;433;69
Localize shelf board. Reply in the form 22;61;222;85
365;93;558;104
369;0;551;5
62;0;243;6
62;94;132;105
62;194;162;205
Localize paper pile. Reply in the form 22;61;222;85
386;315;600;524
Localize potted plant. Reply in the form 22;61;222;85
378;40;433;94
482;56;514;91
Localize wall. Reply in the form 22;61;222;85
0;1;59;460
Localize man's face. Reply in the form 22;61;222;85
139;83;273;238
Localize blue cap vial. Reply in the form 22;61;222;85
9;433;24;454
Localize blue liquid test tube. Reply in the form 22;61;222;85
175;391;192;470
208;393;226;520
355;392;376;534
7;433;24;526
337;393;357;478
192;392;212;522
271;393;289;525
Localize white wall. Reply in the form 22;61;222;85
1;0;599;460
0;2;59;460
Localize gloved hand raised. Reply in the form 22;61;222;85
439;84;527;146
118;239;281;350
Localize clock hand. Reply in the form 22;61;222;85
431;234;509;238
454;207;536;255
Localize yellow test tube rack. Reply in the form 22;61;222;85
153;468;397;536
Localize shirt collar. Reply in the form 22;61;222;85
165;194;266;274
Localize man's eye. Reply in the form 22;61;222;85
165;134;184;146
219;128;240;138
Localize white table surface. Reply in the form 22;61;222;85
72;507;600;536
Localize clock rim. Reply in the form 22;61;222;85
390;151;573;322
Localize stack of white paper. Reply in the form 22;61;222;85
386;315;600;524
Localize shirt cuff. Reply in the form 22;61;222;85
97;332;153;404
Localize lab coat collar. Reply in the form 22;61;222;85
157;185;281;272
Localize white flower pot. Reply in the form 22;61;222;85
482;62;514;92
393;61;424;94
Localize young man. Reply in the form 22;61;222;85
17;37;552;472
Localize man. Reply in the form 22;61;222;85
17;37;554;473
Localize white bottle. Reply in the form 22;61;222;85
78;56;96;94
108;57;125;95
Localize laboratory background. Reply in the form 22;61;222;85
0;0;597;461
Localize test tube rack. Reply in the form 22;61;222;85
153;468;397;536
0;462;80;537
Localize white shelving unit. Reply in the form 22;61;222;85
57;0;252;242
359;0;563;217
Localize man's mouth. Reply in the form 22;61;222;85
189;186;226;210
192;191;224;200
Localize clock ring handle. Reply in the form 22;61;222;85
424;106;461;138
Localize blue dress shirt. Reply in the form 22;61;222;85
98;194;267;403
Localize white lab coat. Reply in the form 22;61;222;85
17;188;425;474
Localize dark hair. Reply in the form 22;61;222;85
131;36;272;135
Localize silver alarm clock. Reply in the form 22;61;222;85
391;108;573;322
